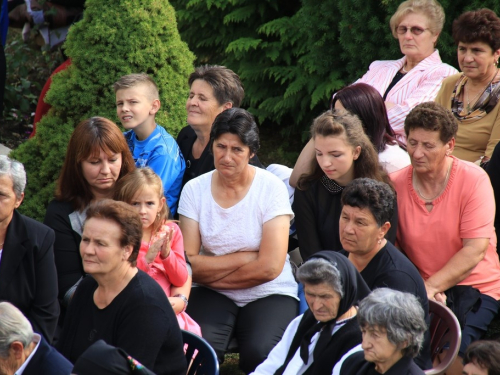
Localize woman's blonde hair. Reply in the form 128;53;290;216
297;110;389;190
389;0;445;38
114;168;169;235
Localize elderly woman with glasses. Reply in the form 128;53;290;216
354;0;456;144
340;288;427;375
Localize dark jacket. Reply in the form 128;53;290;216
0;210;59;342
24;335;72;375
340;352;425;375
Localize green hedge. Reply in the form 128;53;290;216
12;0;194;221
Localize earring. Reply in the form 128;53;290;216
377;239;382;244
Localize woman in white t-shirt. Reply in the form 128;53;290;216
178;108;298;374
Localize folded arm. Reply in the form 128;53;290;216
424;237;488;301
180;214;290;289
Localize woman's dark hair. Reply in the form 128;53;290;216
297;110;389;190
452;9;500;51
332;83;405;153
341;178;395;227
404;102;458;143
56;117;136;211
464;340;500;375
85;199;142;266
209;108;260;155
188;65;245;107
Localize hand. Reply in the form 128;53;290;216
168;296;185;315
424;280;442;302
159;227;173;259
434;292;447;305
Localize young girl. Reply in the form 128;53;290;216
114;168;201;336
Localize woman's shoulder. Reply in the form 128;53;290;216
440;72;463;86
46;199;75;215
129;270;171;305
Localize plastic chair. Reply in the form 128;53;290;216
424;300;462;375
182;330;219;375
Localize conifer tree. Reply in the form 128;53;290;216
11;0;194;220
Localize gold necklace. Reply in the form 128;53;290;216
414;159;452;205
465;68;499;112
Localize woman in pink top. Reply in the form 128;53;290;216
390;102;500;375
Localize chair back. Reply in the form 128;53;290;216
182;330;219;375
424;300;462;375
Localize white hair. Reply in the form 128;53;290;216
0;302;34;358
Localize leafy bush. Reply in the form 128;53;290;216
11;0;194;220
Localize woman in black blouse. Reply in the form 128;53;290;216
292;110;397;261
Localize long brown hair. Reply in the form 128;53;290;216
114;168;170;235
56;117;136;211
297;110;389;190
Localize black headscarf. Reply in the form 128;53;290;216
274;251;370;375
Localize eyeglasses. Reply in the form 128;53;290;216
396;26;428;35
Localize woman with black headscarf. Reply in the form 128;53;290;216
251;251;370;375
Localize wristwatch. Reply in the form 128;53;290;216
173;294;188;313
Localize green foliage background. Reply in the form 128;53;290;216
170;0;500;140
11;0;194;220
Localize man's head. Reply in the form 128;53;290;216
114;73;160;135
0;302;34;375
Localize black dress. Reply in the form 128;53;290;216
340;351;425;375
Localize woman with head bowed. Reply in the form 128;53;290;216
252;251;370;375
291;110;397;261
177;65;262;189
435;9;500;164
57;200;186;375
44;117;135;314
290;83;410;189
0;156;59;343
340;288;427;375
391;102;500;374
355;0;457;143
178;108;298;374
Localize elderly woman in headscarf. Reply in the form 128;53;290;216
251;251;370;375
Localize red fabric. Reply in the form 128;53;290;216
31;58;72;138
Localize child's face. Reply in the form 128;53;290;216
130;185;165;229
116;84;157;132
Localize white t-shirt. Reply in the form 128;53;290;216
178;167;298;306
378;143;411;174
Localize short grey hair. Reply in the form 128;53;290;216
358;288;426;358
0;156;26;198
0;302;34;358
296;258;344;298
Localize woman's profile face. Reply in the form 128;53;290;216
396;12;437;62
81;148;123;199
314;134;360;186
361;325;402;370
213;132;252;179
80;217;132;276
0;175;23;225
340;205;386;255
458;41;500;82
186;79;229;129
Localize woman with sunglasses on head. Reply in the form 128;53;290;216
435;9;500;166
355;0;456;144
